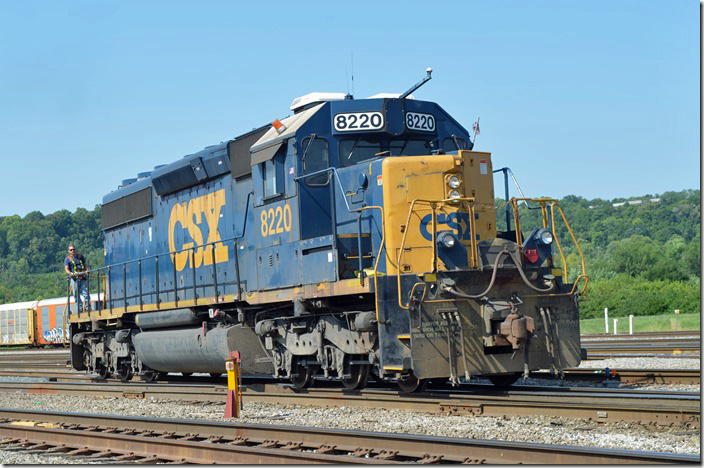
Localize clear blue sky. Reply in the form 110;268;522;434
0;0;699;217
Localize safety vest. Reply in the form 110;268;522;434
69;255;86;277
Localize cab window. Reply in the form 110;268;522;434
301;136;329;186
442;136;468;153
261;146;286;199
340;138;382;167
389;139;434;156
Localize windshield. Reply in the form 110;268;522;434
339;137;434;167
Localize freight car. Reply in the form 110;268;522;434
69;70;588;390
0;294;101;347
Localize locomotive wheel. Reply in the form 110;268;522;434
397;372;427;393
290;359;315;389
488;373;521;388
141;371;163;383
95;363;109;380
341;364;370;390
118;364;133;383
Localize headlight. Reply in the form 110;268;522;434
448;190;461;202
537;229;554;245
448;175;461;189
439;232;456;248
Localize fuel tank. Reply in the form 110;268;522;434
132;324;273;374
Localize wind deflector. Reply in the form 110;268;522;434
249;103;324;165
251;142;283;165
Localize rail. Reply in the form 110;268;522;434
1;408;698;464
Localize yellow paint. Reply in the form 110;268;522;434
382;151;496;275
259;203;293;237
10;421;58;428
397;335;411;339
383;366;404;371
70;280;370;324
168;189;229;272
551;268;563;277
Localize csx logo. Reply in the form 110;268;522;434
419;212;475;241
168;189;229;272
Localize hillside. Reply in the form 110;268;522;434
0;190;699;317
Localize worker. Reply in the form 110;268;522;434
64;244;91;314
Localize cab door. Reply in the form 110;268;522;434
297;135;337;284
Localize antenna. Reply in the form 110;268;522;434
400;67;432;99
351;52;355;97
345;61;350;96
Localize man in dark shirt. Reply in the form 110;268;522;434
64;244;91;313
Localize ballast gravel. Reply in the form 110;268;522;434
0;387;699;465
0;354;700;463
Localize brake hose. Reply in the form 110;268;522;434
441;250;507;299
442;248;555;299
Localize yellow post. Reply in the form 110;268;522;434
224;350;242;418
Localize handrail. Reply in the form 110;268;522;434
396;197;478;310
350;206;385;321
67;192;254;314
507;197;588;297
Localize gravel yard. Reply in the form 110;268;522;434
0;355;700;463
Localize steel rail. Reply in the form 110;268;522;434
0;365;699;385
0;381;698;427
585;353;700;360
529;369;701;385
583;331;700;339
0;408;698;464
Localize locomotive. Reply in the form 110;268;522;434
69;70;588;390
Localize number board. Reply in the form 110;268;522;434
334;112;384;132
405;112;436;132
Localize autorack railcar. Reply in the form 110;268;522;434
0;294;101;347
69;70;588;390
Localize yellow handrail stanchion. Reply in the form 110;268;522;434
224;350;242;418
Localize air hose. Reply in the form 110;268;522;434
442;248;555;300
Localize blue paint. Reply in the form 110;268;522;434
101;97;472;309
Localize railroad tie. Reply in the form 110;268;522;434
419;453;444;464
376;450;400;460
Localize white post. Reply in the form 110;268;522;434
629;315;633;335
613;319;618;335
604;308;609;333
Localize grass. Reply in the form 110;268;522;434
580;313;700;334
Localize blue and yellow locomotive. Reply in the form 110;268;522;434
70;71;588;390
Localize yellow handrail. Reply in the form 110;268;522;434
507;197;588;297
396;197;478;310
353;206;386;322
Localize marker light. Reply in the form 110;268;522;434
524;248;539;264
448;190;461;202
439;232;456;248
448;175;461;189
536;229;554;245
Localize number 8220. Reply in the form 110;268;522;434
260;204;292;237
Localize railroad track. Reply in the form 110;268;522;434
583;331;700;339
0;366;699;385
0;408;698;464
0;380;699;427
